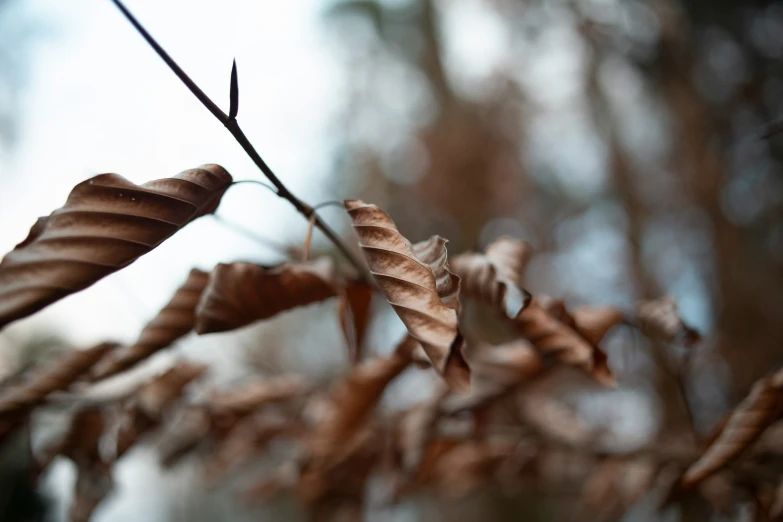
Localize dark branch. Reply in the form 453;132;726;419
108;0;370;282
229;59;239;120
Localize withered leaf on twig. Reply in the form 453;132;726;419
195;258;338;334
0;165;232;330
681;367;783;489
345;200;469;392
516;299;614;386
91;269;210;380
635;296;701;346
451;236;533;319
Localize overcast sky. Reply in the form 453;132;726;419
0;0;349;345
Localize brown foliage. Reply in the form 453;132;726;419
451;236;533;318
195;258;338;334
345;200;469;392
516;299;615;386
681;367;783;489
636;296;702;346
0;164;232;330
91;268;210;380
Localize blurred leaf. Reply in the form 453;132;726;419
195;258;339;334
0;164;232;330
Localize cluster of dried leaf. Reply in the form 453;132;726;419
2;166;782;521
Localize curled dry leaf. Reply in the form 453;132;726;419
345;200;469;392
681;367;783;489
195;257;338;334
516;299;615;386
635;296;701;346
451;236;533;319
0;342;116;419
0;164;232;330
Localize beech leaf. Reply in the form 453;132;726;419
517;299;615;386
635;296;701;346
345;200;469;392
451;236;533;319
195;258;338;334
681;368;783;489
91;269;210;380
0;164;232;329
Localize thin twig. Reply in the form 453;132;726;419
108;0;370;282
230;179;278;195
312;200;346;211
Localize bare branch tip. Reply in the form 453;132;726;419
229;58;239;120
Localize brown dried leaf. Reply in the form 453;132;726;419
451;236;533;318
516;299;615;386
0;342;116;418
635;296;701;346
345;200;469;392
91;269;210;380
0;164;232;330
412;236;461;313
195;257;338;334
681;368;783;489
338;281;374;364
